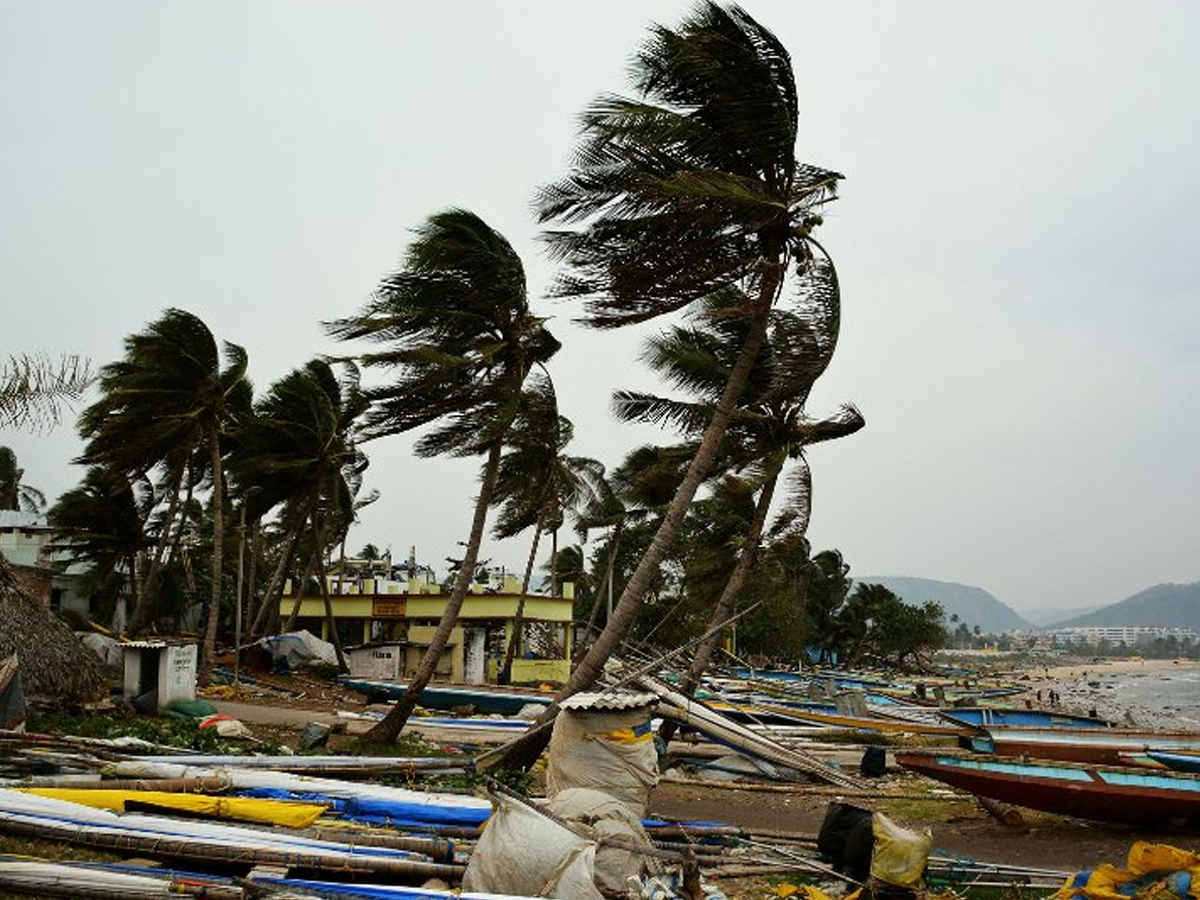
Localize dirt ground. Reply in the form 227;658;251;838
648;778;1200;873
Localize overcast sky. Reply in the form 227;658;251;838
3;1;1198;614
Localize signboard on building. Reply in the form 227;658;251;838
372;598;406;618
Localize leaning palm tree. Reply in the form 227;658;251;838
78;309;251;683
528;2;843;725
0;447;46;513
615;289;863;715
328;209;559;742
228;359;371;673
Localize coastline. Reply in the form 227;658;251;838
1016;658;1200;730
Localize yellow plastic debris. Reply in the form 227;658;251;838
20;788;329;829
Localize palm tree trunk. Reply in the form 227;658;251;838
316;549;349;673
198;426;225;687
250;519;302;639
488;267;781;771
659;472;777;746
580;521;622;652
499;518;543;685
284;543;320;634
363;439;503;744
243;518;262;634
133;460;186;629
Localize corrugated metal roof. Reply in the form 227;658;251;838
559;691;658;711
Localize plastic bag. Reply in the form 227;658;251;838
869;812;931;888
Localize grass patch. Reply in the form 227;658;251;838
26;710;245;754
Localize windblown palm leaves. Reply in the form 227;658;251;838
0;354;93;433
77;308;251;683
229;359;369;667
539;3;839;328
505;3;846;738
329;209;558;740
49;467;154;630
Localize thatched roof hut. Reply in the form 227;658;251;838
0;557;107;703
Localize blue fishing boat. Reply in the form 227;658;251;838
939;707;1112;730
1147;750;1200;773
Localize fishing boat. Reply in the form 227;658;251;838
1146;750;1200;773
964;726;1200;766
897;751;1200;824
939;707;1112;730
338;678;552;715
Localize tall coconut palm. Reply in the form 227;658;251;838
78;309;251;683
328;209;559;742
0;447;46;513
489;376;603;684
528;2;843;731
615;288;863;714
229;359;371;672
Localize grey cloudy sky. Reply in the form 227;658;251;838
3;1;1198;614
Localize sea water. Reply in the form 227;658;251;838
1056;666;1200;729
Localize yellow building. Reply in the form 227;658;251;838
279;568;574;685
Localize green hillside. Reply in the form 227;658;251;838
1051;582;1200;628
854;575;1032;633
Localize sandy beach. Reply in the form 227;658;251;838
1017;658;1200;729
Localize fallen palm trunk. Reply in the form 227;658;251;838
636;674;863;789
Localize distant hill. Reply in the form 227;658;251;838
1051;582;1200;629
1020;604;1105;627
854;576;1033;633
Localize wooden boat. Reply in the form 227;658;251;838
897;751;1200;824
965;726;1200;766
1147;750;1200;773
939;707;1112;730
338;678;552;715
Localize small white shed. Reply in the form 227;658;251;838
122;641;197;713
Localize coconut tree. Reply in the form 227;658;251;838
228;359;370;673
489;376;603;684
77;309;251;683
49;466;154;630
528;2;843;726
328;209;559;742
0;447;46;513
615;290;863;716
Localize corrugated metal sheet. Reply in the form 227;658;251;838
559;690;657;711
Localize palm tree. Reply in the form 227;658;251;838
328;209;559;742
530;2;842;722
615;289;863;709
0;447;46;513
228;359;370;673
49;466;154;630
489;376;603;684
78;309;251;683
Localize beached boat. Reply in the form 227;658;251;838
965;726;1200;766
338;678;552;715
939;707;1112;730
1147;750;1200;773
897;751;1200;824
